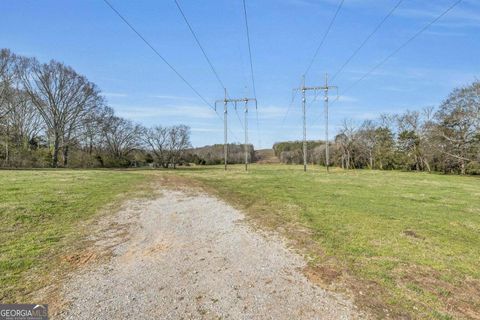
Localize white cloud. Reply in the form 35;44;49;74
396;2;480;28
338;95;358;103
103;92;128;98
113;104;218;120
191;127;222;133
148;94;197;101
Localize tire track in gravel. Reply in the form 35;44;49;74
58;190;364;319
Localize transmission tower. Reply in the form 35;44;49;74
323;73;338;172
215;90;257;171
294;74;337;172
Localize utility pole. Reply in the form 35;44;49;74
215;92;257;171
323;73;337;172
302;76;307;172
239;97;257;171
223;89;228;171
244;99;249;171
294;74;337;172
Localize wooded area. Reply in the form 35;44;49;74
0;49;197;168
274;81;480;175
1;48;478;173
185;144;255;165
0;49;259;169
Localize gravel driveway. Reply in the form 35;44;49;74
58;190;362;319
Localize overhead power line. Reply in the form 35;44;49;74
340;0;463;97
102;0;214;111
102;0;242;142
284;0;344;133
173;0;226;91
304;0;345;76
330;0;405;82
281;87;299;128
242;0;261;148
279;76;304;131
242;0;257;99
312;0;464;124
235;106;244;127
173;0;245;130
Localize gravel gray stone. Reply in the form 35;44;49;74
59;190;362;319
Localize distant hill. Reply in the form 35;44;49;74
254;149;280;164
185;144;255;165
272;140;326;164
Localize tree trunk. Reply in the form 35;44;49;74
423;158;431;173
4;125;9;165
52;134;60;168
63;145;69;167
88;138;93;155
5;138;8;165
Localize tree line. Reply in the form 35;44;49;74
0;48;197;168
185;144;255;165
2;48;477;173
274;80;480;175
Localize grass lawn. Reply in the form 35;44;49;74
0;169;153;302
1;166;478;318
171;164;480;319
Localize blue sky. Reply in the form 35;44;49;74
1;0;479;148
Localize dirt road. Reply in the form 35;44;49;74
58;190;362;319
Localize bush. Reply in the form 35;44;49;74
465;161;480;175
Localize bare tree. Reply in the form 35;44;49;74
1;90;43;166
168;125;191;168
101;115;141;163
396;111;424;171
1;51;44;166
80;105;113;157
358;120;377;169
6;90;43;146
61;85;103;166
0;49;18;121
143;125;191;168
143;125;169;168
435;81;480;174
19;58;101;167
336;120;358;169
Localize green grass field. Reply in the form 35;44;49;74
0;169;152;302
172;165;480;319
1;166;479;318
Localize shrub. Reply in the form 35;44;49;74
465;161;480;175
